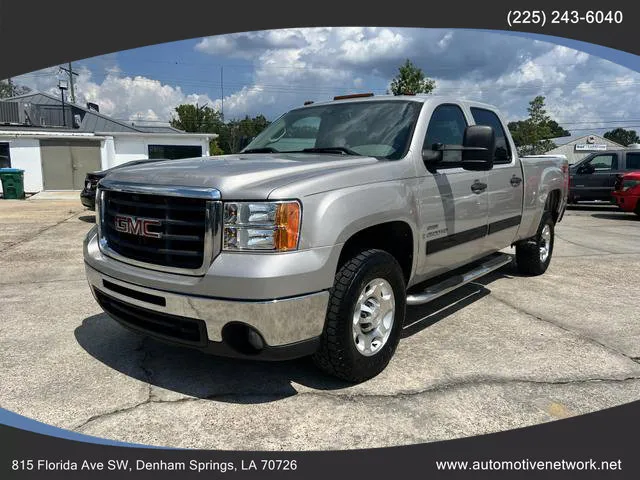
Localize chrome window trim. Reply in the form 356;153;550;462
96;183;222;276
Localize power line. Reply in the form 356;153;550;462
15;64;640;98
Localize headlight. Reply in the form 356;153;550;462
223;201;301;252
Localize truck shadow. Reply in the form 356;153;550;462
74;265;515;405
590;213;639;221
566;204;618;212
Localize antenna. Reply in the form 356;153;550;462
220;66;224;121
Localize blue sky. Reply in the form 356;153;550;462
15;28;640;136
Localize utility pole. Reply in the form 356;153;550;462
59;62;78;103
220;65;224;121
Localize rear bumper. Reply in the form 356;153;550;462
85;264;328;360
612;191;640;213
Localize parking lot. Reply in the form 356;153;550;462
1;198;639;450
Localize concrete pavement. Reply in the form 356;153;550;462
0;200;639;450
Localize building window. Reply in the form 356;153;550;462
148;144;202;160
0;143;10;168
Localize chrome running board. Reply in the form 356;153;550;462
406;253;512;306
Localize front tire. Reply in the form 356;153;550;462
313;249;406;383
515;211;555;276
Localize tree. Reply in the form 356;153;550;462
507;96;569;156
389;59;436;96
170;103;223;134
217;114;271;154
0;80;31;99
604;128;640;147
169;103;271;155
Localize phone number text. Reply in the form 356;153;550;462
507;11;623;28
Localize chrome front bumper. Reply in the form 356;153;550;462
85;264;329;351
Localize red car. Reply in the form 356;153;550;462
612;171;640;216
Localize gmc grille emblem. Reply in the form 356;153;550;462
114;215;162;239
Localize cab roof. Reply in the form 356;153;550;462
298;94;499;113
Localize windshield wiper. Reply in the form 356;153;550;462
241;147;280;153
299;147;361;156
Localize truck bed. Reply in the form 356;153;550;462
517;154;569;241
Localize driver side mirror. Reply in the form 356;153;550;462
422;125;495;171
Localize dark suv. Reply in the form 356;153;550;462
568;149;640;203
80;158;169;210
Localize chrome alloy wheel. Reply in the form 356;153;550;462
539;224;551;263
352;278;395;357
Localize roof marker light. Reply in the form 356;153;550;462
333;93;374;101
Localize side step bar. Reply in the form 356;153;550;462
406;253;513;306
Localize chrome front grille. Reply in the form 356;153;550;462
97;181;221;276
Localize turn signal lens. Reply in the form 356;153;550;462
274;202;301;251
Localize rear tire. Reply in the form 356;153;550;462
313;249;406;383
515;211;555;276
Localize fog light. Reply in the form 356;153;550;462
247;328;265;351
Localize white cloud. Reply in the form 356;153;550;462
12;28;640;136
16;67;216;123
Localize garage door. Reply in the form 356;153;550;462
40;139;102;190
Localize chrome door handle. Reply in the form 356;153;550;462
510;175;522;187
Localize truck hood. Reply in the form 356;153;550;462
101;153;380;199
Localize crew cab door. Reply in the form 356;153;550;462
572;153;619;200
469;107;523;252
415;103;489;281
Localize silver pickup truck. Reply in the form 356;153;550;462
84;94;568;382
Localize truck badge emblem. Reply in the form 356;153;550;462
114;215;162;239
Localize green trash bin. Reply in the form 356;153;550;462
0;168;26;200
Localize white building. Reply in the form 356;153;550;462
545;133;626;165
0;92;216;193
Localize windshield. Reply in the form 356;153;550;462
243;100;423;160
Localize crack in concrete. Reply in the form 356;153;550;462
0;210;82;254
72;374;640;431
554;233;618;254
555;252;640;259
488;294;640;366
72;337;154;432
0;278;87;287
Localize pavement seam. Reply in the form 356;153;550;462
488;294;639;365
0;210;83;254
71;375;640;431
